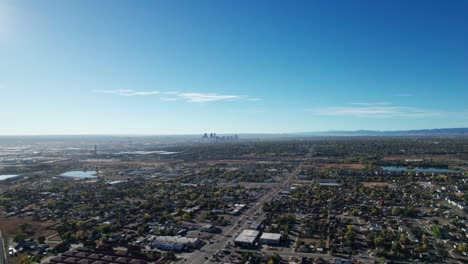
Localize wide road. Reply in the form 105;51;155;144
185;148;313;264
0;231;7;264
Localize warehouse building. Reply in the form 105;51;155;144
259;232;282;246
151;236;202;251
234;229;260;248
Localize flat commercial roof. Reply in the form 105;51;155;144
239;229;260;237
260;233;281;241
234;235;257;244
234;229;260;244
249;221;262;229
154;236;199;244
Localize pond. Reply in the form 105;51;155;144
114;151;178;155
0;174;20;181
381;166;458;173
60;171;98;178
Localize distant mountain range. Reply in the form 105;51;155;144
1;128;468;139
292;127;468;137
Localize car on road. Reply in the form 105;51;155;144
8;246;18;257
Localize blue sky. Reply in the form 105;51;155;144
1;0;467;135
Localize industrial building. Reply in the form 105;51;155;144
44;247;153;264
234;229;260;247
313;179;341;186
231;204;246;215
248;221;262;230
259;232;282;245
151;236;202;251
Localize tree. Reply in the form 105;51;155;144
370;207;379;216
458;243;468;253
268;253;281;264
330;245;337;255
403;206;418;217
76;220;85;229
38;236;46;244
32;212;41;221
19;223;31;232
374;237;384;247
422;234;428;244
432;225;442;238
182;212;191;220
400;234;409;244
75;230;85;240
345;225;355;241
319;239;325;248
164;252;176;260
14;232;27;243
144;213;151;220
18;254;33;264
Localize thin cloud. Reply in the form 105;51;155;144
177;93;242;102
162;91;180;95
93;89;159;96
176;92;259;103
127;91;160;96
93;90;259;103
311;105;444;118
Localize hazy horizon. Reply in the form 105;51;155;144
0;127;467;137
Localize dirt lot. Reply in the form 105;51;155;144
83;161;169;168
206;159;258;165
382;156;418;161
0;215;56;239
305;163;364;169
362;182;392;187
239;182;275;189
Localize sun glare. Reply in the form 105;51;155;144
0;2;17;41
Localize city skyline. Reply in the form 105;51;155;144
1;0;468;135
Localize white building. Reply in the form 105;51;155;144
260;232;282;245
151;236;202;251
234;229;260;247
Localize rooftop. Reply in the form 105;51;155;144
153;236;199;244
260;232;282;240
234;229;260;244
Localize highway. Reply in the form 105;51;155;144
185;149;312;264
0;231;7;264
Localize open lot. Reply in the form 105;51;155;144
361;182;392;187
305;163;364;169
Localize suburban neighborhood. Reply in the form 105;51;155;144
0;136;467;263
